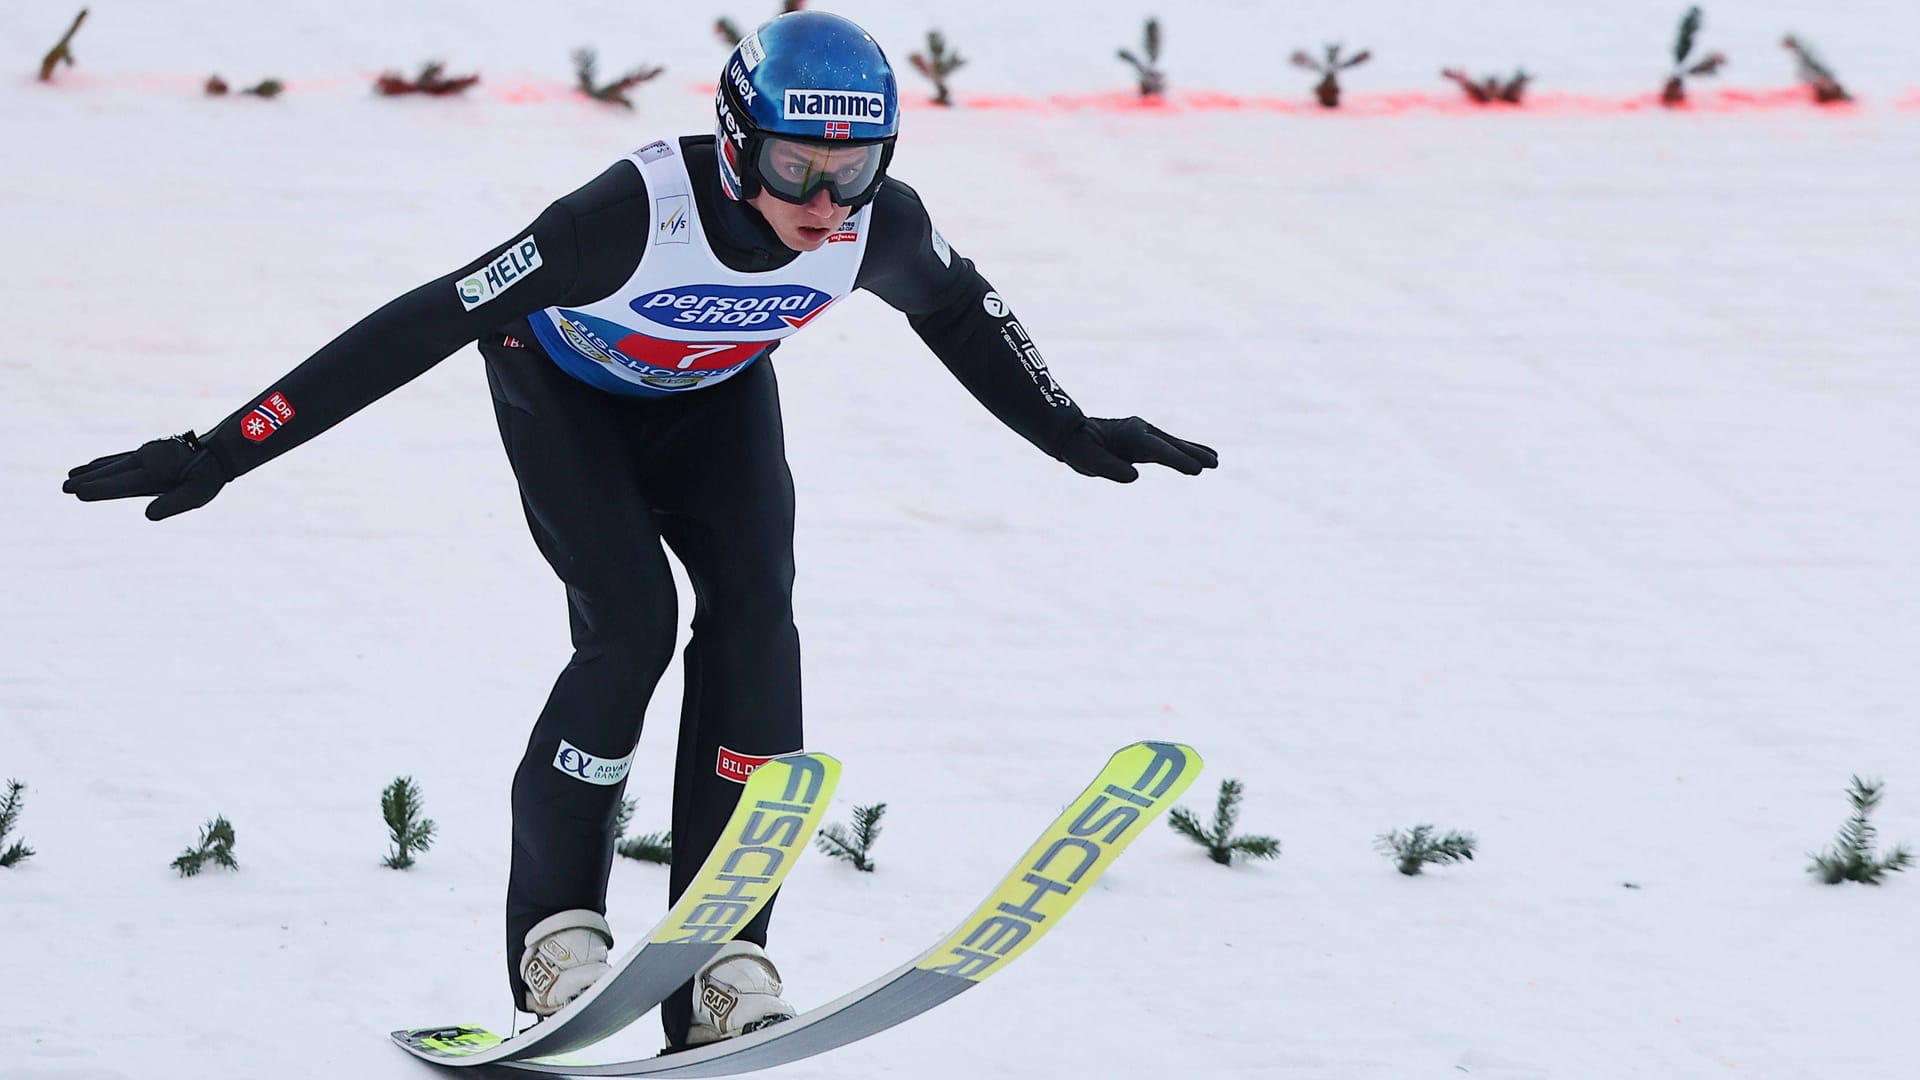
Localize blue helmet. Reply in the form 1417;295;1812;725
716;11;899;208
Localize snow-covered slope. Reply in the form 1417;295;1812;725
3;3;1917;1079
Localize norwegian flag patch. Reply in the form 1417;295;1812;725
823;121;851;139
241;392;295;443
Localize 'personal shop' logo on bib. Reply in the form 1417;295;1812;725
631;285;834;331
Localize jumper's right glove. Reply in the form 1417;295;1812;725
63;431;232;521
1056;416;1219;483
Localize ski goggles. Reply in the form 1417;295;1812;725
752;136;891;207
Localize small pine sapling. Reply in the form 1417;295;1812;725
572;49;665;110
1782;35;1851;104
910;30;966;107
1441;68;1530;105
376;62;481;97
207;76;282;98
816;802;885;872
1;779;34;868
617;830;673;865
1291;44;1372;109
1808;776;1913;885
172;816;238;877
615;798;636;839
716;2;807;47
1376;824;1477;876
1117;18;1166;98
1167;779;1281;866
38;8;89;83
380;776;437;869
1662;7;1726;106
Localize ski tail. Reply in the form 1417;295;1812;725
393;751;841;1067
502;741;1202;1077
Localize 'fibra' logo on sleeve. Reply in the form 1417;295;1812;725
552;739;635;786
631;284;834;330
457;236;542;311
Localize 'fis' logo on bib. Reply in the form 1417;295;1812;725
655;195;691;244
715;746;801;784
631;285;834;331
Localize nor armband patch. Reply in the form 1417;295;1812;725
457;236;543;311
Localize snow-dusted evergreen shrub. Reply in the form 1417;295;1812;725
911;30;966;107
1117;18;1166;98
1809;777;1912;884
381;776;437;869
1377;825;1476;876
1169;779;1281;866
817;803;886;872
1662;7;1726;106
1;779;33;868
173;816;238;877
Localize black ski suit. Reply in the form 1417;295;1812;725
63;134;1216;1045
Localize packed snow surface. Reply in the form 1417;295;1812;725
3;2;1916;1079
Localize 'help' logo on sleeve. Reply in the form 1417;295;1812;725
456;236;542;312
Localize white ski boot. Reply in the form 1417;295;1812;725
519;909;613;1017
687;941;797;1044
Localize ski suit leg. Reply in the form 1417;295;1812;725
640;359;805;1046
483;338;681;1006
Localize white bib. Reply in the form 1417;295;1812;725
526;139;871;397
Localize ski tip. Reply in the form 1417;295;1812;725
1117;740;1204;775
772;749;842;776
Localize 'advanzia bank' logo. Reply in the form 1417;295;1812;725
632;284;834;330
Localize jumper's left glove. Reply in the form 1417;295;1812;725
1056;416;1219;483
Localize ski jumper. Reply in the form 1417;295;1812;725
180;134;1091;1043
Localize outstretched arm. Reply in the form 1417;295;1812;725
857;180;1216;482
64;200;585;519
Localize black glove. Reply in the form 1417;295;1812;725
1056;416;1219;483
63;431;232;521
